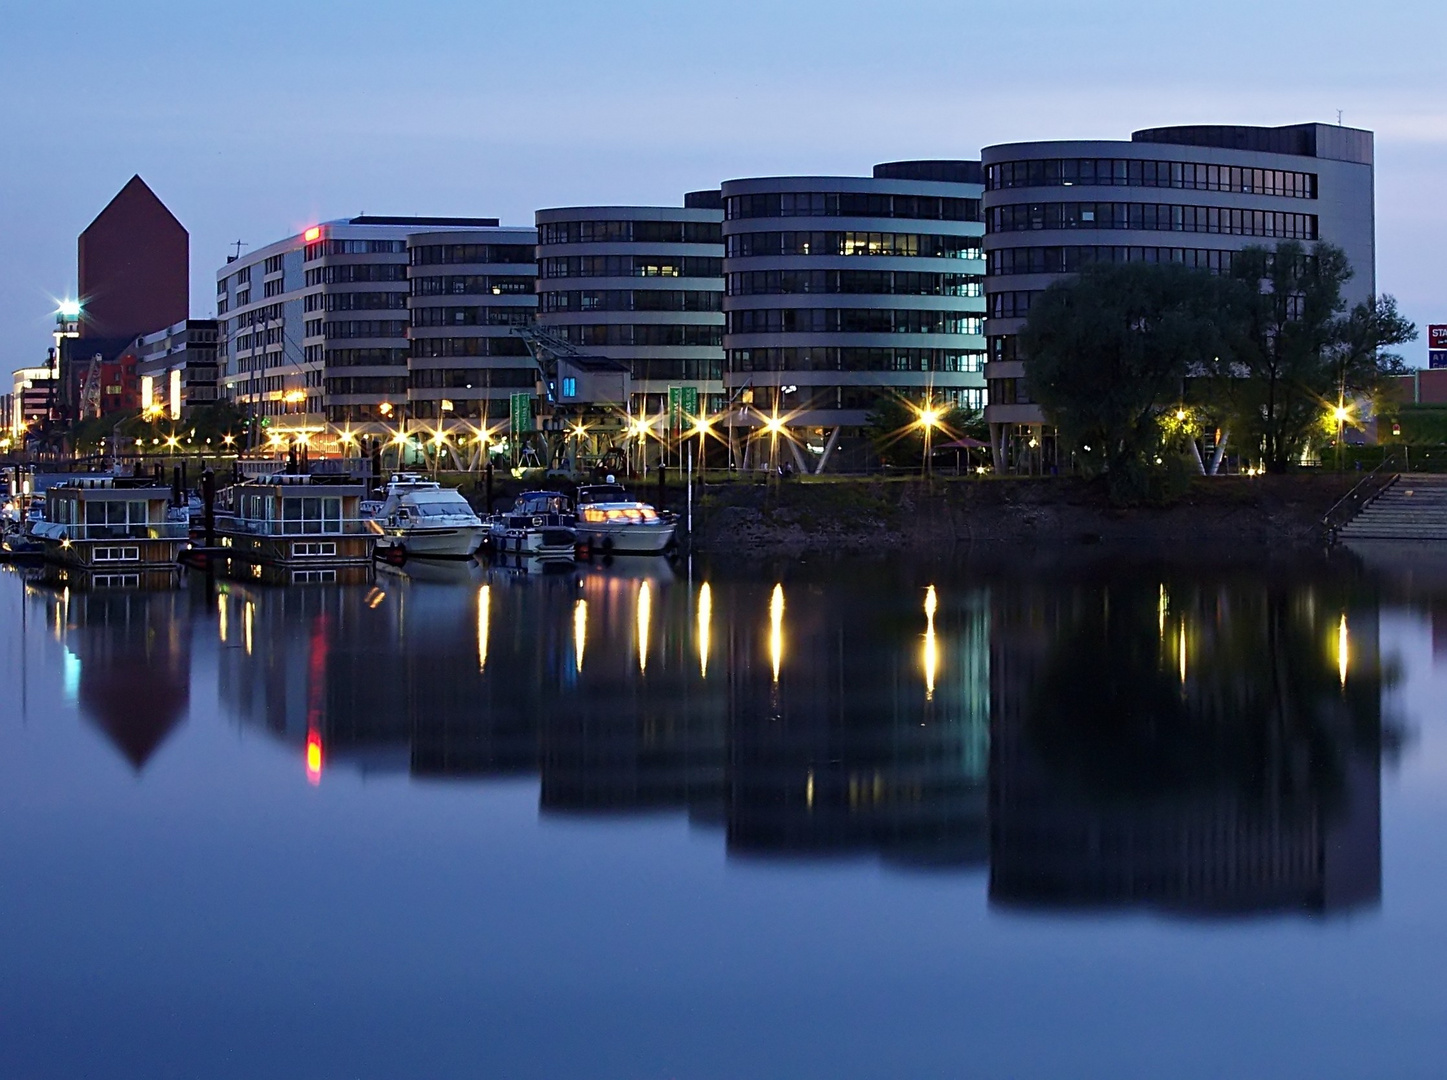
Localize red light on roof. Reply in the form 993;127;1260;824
305;731;323;785
303;226;322;243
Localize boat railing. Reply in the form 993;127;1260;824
221;517;376;537
32;521;189;541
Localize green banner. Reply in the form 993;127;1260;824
669;386;700;430
510;392;533;434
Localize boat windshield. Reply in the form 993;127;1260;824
407;498;474;518
516;494;570;514
577;486;631;505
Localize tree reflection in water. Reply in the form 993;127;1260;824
992;561;1399;916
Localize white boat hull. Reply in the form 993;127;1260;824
577;521;676;555
494;526;577;560
375;525;485;558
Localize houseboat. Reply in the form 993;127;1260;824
215;474;373;572
29;478;187;571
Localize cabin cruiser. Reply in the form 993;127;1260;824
489;490;577;559
366;474;485;559
574;480;676;555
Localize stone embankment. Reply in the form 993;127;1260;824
689;474;1368;555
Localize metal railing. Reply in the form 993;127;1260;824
1321;454;1401;538
30;521;189;541
220;516;373;538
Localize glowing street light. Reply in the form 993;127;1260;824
916;401;942;477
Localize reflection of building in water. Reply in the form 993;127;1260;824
217;580;418;778
539;569;727;818
211;561;989;872
988;571;1383;915
724;579;990;868
45;583;191;769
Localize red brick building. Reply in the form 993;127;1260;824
1386;369;1447;406
77;175;188;340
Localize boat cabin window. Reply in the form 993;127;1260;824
281;496;343;534
239;493;273;521
578;486;629;505
77;499;150;536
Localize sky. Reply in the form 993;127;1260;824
2;0;1445;367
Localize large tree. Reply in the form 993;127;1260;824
1212;241;1414;473
1021;261;1228;487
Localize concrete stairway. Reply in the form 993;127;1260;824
1339;474;1447;541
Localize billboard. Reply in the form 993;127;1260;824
1430;325;1447;349
1431;351;1447;370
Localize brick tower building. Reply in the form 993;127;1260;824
77;175;188;339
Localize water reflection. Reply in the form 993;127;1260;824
36;580;194;770
988;561;1394;916
25;548;1414;915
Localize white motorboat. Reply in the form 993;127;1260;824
575;481;676;555
366;474;485;559
489;490;577;559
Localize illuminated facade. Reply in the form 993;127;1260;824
134;319;218;419
10;366;57;434
216;216;505;448
721;162;987;472
405;228;538;423
981;123;1376;470
534;198;726;419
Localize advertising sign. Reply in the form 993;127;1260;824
509;392;533;434
668;385;700;430
1430;325;1447;349
1430;351;1447;370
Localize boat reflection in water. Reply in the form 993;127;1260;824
203;552;1392;913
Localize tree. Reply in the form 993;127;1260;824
1021;261;1228;498
865;396;983;468
1211;241;1414;473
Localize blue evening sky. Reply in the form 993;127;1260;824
2;0;1444;363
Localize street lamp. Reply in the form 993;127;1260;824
763;411;787;478
917;402;941;478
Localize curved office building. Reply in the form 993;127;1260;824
721;162;986;472
534;200;725;420
406;227;538;425
981;123;1375;470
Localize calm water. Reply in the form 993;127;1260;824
2;547;1446;1079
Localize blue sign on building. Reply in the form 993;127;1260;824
1430;350;1447;369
